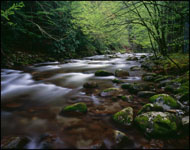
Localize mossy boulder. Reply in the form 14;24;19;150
113;107;133;126
115;69;129;78
135;111;177;137
62;102;87;113
101;88;120;97
149;94;179;109
83;82;98;88
95;70;113;76
181;116;189;133
142;75;155;81
121;83;150;94
119;95;133;102
142;73;157;77
137;91;156;98
140;55;146;59
137;103;164;115
130;66;141;71
179;92;189;105
126;56;138;61
112;78;124;84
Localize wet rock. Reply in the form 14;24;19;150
121;83;150;94
138;103;164;115
130;66;141;71
142;72;157;77
141;61;156;71
113;107;133;126
61;102;87;114
112;78;124;84
142;75;155;81
119;95;133;102
101;88;120;97
135;111;178;137
83;82;98;88
149;94;179;109
140;55;146;59
1;136;30;149
181;116;189;132
154;75;174;83
126;56;138;61
179;92;189;105
137;91;156;98
109;55;120;58
95;70;113;76
115;69;129;78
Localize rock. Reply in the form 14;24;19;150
109;55;120;58
101;88;120;97
179;92;189;104
114;130;128;144
140;55;146;59
112;78;124;84
142;75;155;81
130;66;141;71
154;75;174;83
181;116;189;132
115;69;129;78
113;107;133;126
121;83;150;94
95;70;113;76
137;91;156;98
83;82;98;88
61;102;87;114
137;103;164;115
135;111;178;137
149;94;179;109
142;73;157;77
119;95;133;102
126;56;138;61
1;136;30;149
164;85;177;93
141;61;156;71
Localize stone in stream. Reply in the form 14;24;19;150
135;111;178;137
149;94;179;109
100;88;120;97
137;91;156;98
137;103;164;115
113;107;133;126
112;78;124;84
140;55;146;59
119;95;133;102
95;70;113;76
130;66;141;71
121;83;150;94
181;116;189;133
126;56;138;61
61;102;87;114
115;69;129;78
179;92;189;105
83;82;98;88
1;136;30;149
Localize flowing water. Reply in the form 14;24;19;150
1;53;188;149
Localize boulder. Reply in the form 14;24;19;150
137;103;164;115
130;66;141;71
181;116;189;132
113;107;133;126
83;82;98;88
119;95;133;102
101;88;120;97
149;94;179;109
95;70;113;76
140;55;146;59
61;102;87;114
142;75;155;81
121;83;150;94
137;91;156;98
135;111;178;137
126;56;138;61
112;79;124;84
115;69;129;78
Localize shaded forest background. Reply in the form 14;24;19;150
1;1;189;68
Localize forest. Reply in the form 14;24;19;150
1;1;189;149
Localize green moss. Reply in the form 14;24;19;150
137;103;163;115
63;102;87;113
135;115;149;131
112;79;124;84
121;84;131;89
113;107;133;126
103;88;119;92
95;70;113;76
149;94;179;108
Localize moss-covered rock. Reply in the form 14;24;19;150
137;91;156;98
112;78;124;84
95;70;113;76
142;75;155;81
62;102;87;113
115;69;129;78
120;95;133;102
101;88;120;97
135;111;177;137
126;56;138;61
149;94;179;109
179;92;189;104
130;66;141;71
137;103;164;115
140;55;146;59
121;83;150;94
83;82;98;88
113;107;133;126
